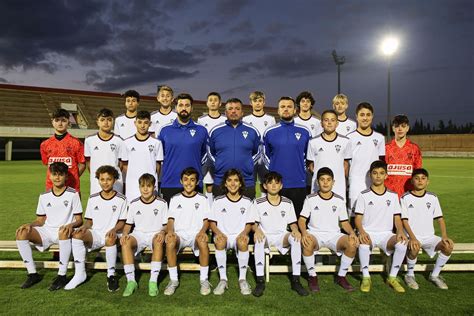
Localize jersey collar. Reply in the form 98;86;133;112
280;119;295;126
173;118;196;128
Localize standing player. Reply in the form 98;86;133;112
164;167;211;295
65;165;127;291
121;174;168;297
401;168;454;290
347;102;385;215
385;115;422;197
122;111;163;201
307;110;351;199
40;108;86;193
150;85;177;136
251;172;308;297
16;162;83;290
114;90;140;140
198;92;227;203
355;160;408;293
332;94;357;136
294;91;322;138
209;169;254;295
84;108;125;194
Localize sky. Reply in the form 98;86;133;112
0;0;472;124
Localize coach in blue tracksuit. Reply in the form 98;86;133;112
158;93;208;203
263;96;311;216
208;98;260;199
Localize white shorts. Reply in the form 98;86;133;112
177;233;200;256
262;232;290;255
33;226;59;252
129;231;160;256
416;235;442;258
366;231;395;255
309;231;345;256
213;233;240;253
89;229;107;251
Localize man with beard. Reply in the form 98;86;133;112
263;97;311;216
158;93;208;203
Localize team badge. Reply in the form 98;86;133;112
240;207;246;214
332;205;337;212
195;203;200;210
242;131;248;139
148;145;154;152
346;126;350;132
153;209;158;216
295;132;301;140
311;124;315;130
110;144;117;152
190;129;196;137
264;121;268;126
386;200;391;206
407;153;413;159
112;205;117;212
426;202;431;209
373;139;378;146
280;210;286;217
335;145;341;153
63;200;69;207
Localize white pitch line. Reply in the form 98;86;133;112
431;175;474;179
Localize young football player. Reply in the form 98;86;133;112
40;108;86;193
332;94;356;136
355;160;408;293
120;174;168;297
294;91;322;138
150;85;177;136
114;90;140;140
209;169;254;295
15;162;83;290
299;167;359;292
84;108;125;194
251;171;308;297
64;165;127;291
164;167;211;295
385;115;423;197
121;110;163;201
401;168;454;290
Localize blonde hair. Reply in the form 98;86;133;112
249;91;265;101
332;93;348;104
157;85;174;96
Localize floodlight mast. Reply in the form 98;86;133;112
332;50;345;94
380;37;399;139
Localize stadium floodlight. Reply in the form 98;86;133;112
380;36;399;138
381;37;399;56
332;50;346;94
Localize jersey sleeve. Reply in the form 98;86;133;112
84;197;93;220
269;116;276;126
126;206;135;225
208;202;218;223
263;133;271;168
400;197;409;220
76;140;86;164
306;141;314;162
118;199;128;221
200;129;209;165
252;131;261;166
155;140;164;162
414;144;423;169
113;119;120;137
36;195;46;216
354;194;365;215
71;192;83;215
432;196;443;219
249;201;260;223
120;141;128;162
392;196;401;215
84;138;91;158
343;140;352;160
161;203;169;226
299;197;311;218
286;202;297;224
338;201;349;222
167;197;177;220
201;197;210;221
40;141;48;165
378;135;386;157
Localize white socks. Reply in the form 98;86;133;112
168;266;179;282
17;240;36;274
200;266;209;281
238;251;249;280
58;239;72;276
254;240;266;277
389;242;407;278
359;244;371;277
215;250;227;281
406;256;417;276
288;235;302;276
432;253;450;277
303;255;316;277
150;261;162;282
338;254;355;277
64;238;87;290
105;245;117;277
124;264;135;282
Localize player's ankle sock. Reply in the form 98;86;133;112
431;253;450;277
124;264;135;282
289;235;302;276
215;250;227;280
58;239;72;275
238;251;249;280
254;241;266;277
358;244;371;278
303;255;316;277
168;266;178;282
150;261;161;282
199;265;209;281
105;245;117;277
338;254;355;277
406;257;417;276
389;242;407;277
17;240;36;274
71;238;86;277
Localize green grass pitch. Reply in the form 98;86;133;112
0;158;473;314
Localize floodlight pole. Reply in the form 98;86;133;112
332;50;345;94
386;58;392;139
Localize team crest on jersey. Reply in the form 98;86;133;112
346;126;350;132
148;145;154;152
221;208;227;213
242;131;248;139
64;200;69;207
386;200;391;206
93;146;99;151
153;209;158;216
189;129;196;137
94;206;99;210
264;121;268;126
194;203;200;210
295;132;301;140
112;205;117;212
426;202;431;209
373;139;378;146
332;205;337;212
335;145;341;153
280;210;286;217
240;207;246;214
310;124;315;130
110;144;117;152
263;212;268;216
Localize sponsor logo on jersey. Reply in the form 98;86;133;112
94;146;99;151
110;144;117;152
112;205;117;212
295;132;301;140
426;202;431;209
153;209;158;216
332;205;337;212
373;139;378;146
194;203;200;210
177;204;182;209
280;210;286;217
263;212;268;216
136;211;141;215
335;145;341;153
386;200;391;206
190;129;196;137
48;157;72;167
242;131;248;139
408;204;414;208
387;164;413;176
368;201;374;206
47;203;52;207
148;145;154;152
94;206;99;210
240;207;246;214
63;200;69;207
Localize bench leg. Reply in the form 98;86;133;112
265;253;270;282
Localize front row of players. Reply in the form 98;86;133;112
16;161;454;296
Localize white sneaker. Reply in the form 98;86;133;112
163;280;179;296
404;275;419;290
200;280;212;295
213;280;228;295
239;279;251;295
429;274;448;289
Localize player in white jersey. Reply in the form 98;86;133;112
122;110;163;201
121;174;168;297
401;168;454;290
64;166;127;291
299;167;359;293
85;108;125;194
209;169;254;296
16;162;83;290
164;167;211;295
347;102;385;215
114;90;140;140
197;92;227;203
294;91;323;138
150;85;177;136
355;160;408;293
307;110;351;199
333;94;357;136
251;172;308;297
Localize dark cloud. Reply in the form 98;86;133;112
265;22;289;34
0;78;8;83
230;20;253;34
189;20;212;33
215;0;250;16
207;36;274;56
220;83;253;96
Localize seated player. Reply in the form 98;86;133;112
64;165;128;291
299;167;359;292
164;167;211;296
15;162;83;290
209;169;254;295
120;174;168;297
252;171;308;297
401;168;454;290
355;160;408;293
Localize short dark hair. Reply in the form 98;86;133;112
369;160;387;173
136;110;151;120
49;162;68;175
296;91;315;106
321;109;338;120
139;173;156;186
124;90;140;102
95;165;119;180
392;114;409;126
52;108;70;119
181;167;199;179
356;102;374;114
278;96;295;104
207;92;221;101
225;98;243;106
412;168;429;178
317;167;334;180
176;93;193;104
221;168;245;195
96;108;114;119
263;171;282;184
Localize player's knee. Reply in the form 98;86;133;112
72;230;84;240
442;244;453;255
165;236;177;248
105;236;116;246
197;239;208;251
58;230;69;240
237;236;249;247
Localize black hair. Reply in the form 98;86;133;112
278;96;295;104
317;167;334;180
321;109;338;119
392;114;409;126
412;168;429;178
124;90;140;102
49;162;68;175
296;91;315;106
136;110;151;120
356;102;374;114
369;160;387;173
263;171;283;184
176;93;193;104
181;167;199;179
207;92;221;101
52;108;70;119
221;168;245;195
96;108;114;119
95;165;119;180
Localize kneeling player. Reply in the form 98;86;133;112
16;162;83;290
252;171;308;296
209;169;254;295
120;174;168;297
65;165;127;291
401;168;454;289
164;167;211;296
299;167;359;292
355;160;408;293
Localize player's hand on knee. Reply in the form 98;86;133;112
59;224;73;237
302;233;313;249
196;232;208;244
154;231;166;244
105;229;117;240
120;234;130;245
255;229;265;243
16;224;31;235
237;233;249;244
349;233;359;248
164;232;176;244
76;226;88;235
396;232;408;244
359;232;371;245
408;239;421;252
442;237;454;250
291;230;301;242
